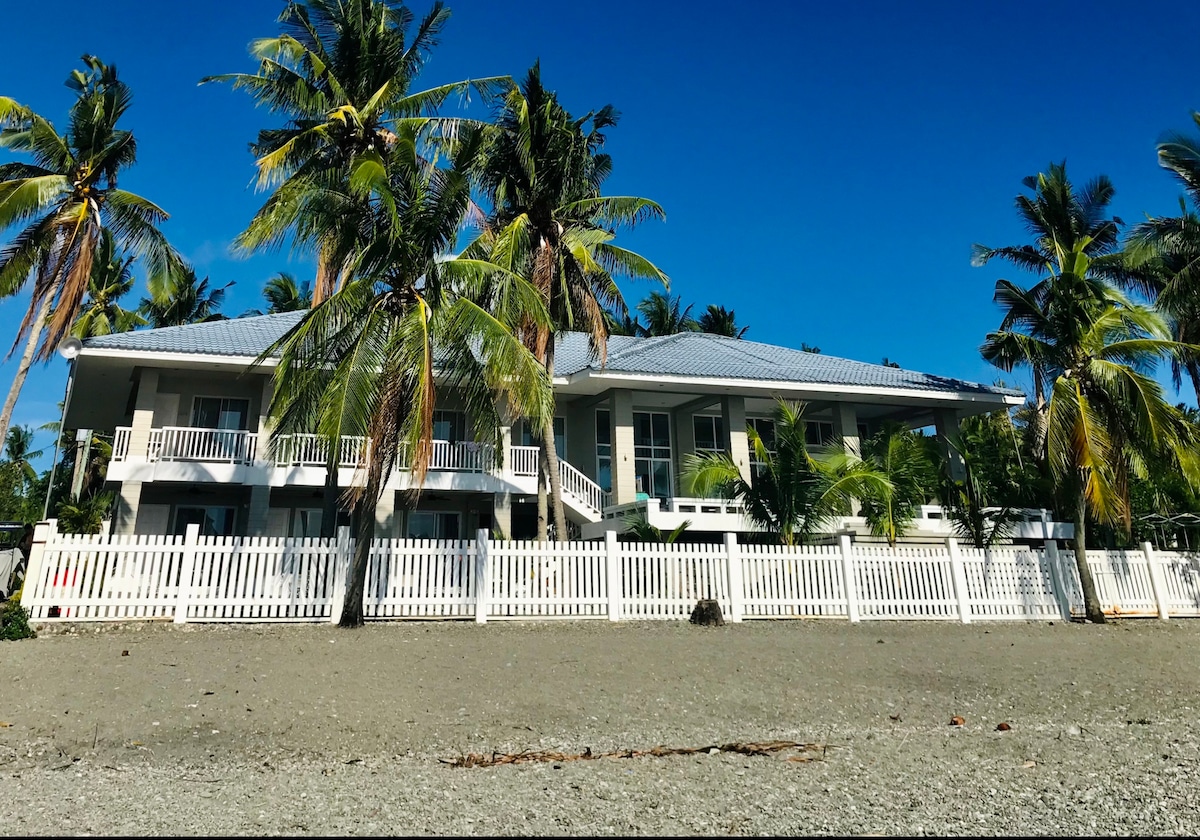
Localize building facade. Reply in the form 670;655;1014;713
63;313;1031;542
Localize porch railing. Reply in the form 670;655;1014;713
151;427;258;464
508;445;540;476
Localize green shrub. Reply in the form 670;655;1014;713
0;601;35;641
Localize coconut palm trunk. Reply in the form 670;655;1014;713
1071;483;1106;623
339;490;378;627
0;292;55;447
541;337;568;540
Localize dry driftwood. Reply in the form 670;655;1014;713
441;740;826;768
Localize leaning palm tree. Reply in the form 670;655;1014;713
139;267;231;328
982;243;1200;622
637;292;697;337
264;123;553;627
71;230;146;338
0;55;178;445
472;63;667;541
204;0;508;304
1126;113;1200;402
681;400;890;546
697;304;748;339
973;162;1128;458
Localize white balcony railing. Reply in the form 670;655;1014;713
273;433;370;468
508;445;540;476
150;427;258;464
112;427;131;461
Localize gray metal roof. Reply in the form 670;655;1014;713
85;311;308;357
83;312;1021;398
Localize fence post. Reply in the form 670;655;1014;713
839;534;860;623
475;528;490;624
1142;541;1170;621
173;523;201;625
1043;541;1073;621
724;533;745;623
605;530;622;622
329;525;351;625
20;520;54;614
945;537;972;624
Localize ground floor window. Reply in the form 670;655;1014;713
292;508;323;538
174;506;236;537
406;511;461;540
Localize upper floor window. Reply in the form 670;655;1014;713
191;397;249;431
693;415;725;455
515;416;566;459
432;410;466;444
805;421;835;447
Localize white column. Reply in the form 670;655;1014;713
934;408;966;482
833;402;862;514
609;390;637;506
243;485;270;536
946;537;972;624
126;368;160;461
491;492;512;540
721;396;752;485
840;534;860;623
173;522;201;624
605;530;622;621
474;528;490;623
113;481;143;536
724;532;744;622
1142;541;1170;621
374;490;397;539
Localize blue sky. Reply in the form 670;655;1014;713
2;0;1199;463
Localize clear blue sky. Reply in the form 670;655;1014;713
2;0;1198;462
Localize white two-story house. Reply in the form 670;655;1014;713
61;312;1039;542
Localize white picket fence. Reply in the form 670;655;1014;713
17;520;1200;624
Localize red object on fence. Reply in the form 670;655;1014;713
50;567;77;619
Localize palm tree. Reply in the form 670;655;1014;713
0;55;178;445
603;306;643;337
472;63;667;541
620;511;691;543
264;122;553;627
245;272;312;316
71;230;146;338
1126;113;1200;401
681;400;890;546
697;304;748;338
637;292;697;336
972;162;1127;458
3;425;42;487
139;267;231;328
858;422;937;547
204;0;508;304
982;243;1200;622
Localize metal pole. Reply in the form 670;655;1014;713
42;359;76;520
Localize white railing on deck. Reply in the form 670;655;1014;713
559;459;610;513
429;440;494;473
508;445;540;476
152;427;257;464
273;433;369;468
25;521;1200;625
112;427;131;461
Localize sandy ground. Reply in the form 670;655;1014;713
2;618;1199;836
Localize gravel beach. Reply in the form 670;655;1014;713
2;618;1199;836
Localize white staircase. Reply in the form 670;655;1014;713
558;459;611;523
